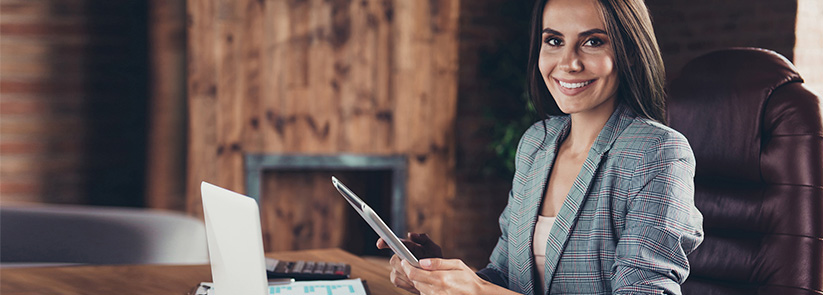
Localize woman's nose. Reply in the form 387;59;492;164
558;48;583;73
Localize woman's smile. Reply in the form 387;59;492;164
554;78;596;96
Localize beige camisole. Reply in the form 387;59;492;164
533;215;557;292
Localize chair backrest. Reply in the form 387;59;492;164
667;48;823;295
0;204;209;266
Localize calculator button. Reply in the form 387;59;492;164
303;262;315;273
292;261;304;273
314;262;326;274
265;258;279;272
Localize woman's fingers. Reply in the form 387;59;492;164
419;258;464;271
376;238;388;249
402;260;434;284
408;232;432;244
389;254;402;269
401;262;442;295
390;269;417;292
407;233;443;258
387;255;419;294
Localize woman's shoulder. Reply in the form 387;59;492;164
519;116;568;148
522;116;568;138
613;117;694;162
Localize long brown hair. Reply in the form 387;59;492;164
527;0;668;124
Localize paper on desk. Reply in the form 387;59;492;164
268;278;367;295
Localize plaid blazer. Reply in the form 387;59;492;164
477;104;704;295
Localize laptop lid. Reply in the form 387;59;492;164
201;181;268;295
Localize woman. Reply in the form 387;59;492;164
378;0;704;294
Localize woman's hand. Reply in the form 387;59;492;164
400;258;515;295
378;232;443;259
377;233;443;294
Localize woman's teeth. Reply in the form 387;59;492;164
559;80;593;89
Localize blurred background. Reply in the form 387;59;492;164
1;0;820;269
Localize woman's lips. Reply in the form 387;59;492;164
554;78;595;96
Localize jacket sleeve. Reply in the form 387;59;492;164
611;131;705;295
476;121;543;289
476;190;513;288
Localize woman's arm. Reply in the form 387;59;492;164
475;190;514;288
611;132;704;294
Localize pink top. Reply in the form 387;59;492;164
533;215;556;292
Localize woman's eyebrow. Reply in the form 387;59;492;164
579;28;608;37
541;28;608;37
541;28;563;36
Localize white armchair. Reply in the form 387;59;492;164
0;204;209;266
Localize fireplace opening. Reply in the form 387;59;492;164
245;154;407;257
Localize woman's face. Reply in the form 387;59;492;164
538;0;619;116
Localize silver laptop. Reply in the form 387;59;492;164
201;181;269;295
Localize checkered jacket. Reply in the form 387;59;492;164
477;104;704;295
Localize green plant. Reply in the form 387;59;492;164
487;90;535;176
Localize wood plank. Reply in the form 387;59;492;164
429;0;460;256
372;0;395;154
186;0;219;217
214;0;247;193
146;0;187;211
282;0;310;153
301;0;335;154
260;0;288;153
242;0;265;154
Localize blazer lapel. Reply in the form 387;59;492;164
510;117;570;295
541;105;636;294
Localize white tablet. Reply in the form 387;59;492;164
331;176;420;268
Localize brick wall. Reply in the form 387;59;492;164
0;1;148;206
646;0;798;80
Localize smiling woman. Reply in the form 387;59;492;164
378;0;704;294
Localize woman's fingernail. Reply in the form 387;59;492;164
420;259;431;268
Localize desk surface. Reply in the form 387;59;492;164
0;248;406;295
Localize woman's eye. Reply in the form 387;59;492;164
583;38;604;47
544;37;562;46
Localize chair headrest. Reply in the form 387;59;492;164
667;48;804;182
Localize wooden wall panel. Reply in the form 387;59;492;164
186;0;460;254
186;0;218;215
146;0;187;211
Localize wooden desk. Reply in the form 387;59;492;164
0;248;405;295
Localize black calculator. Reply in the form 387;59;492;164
265;258;351;280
